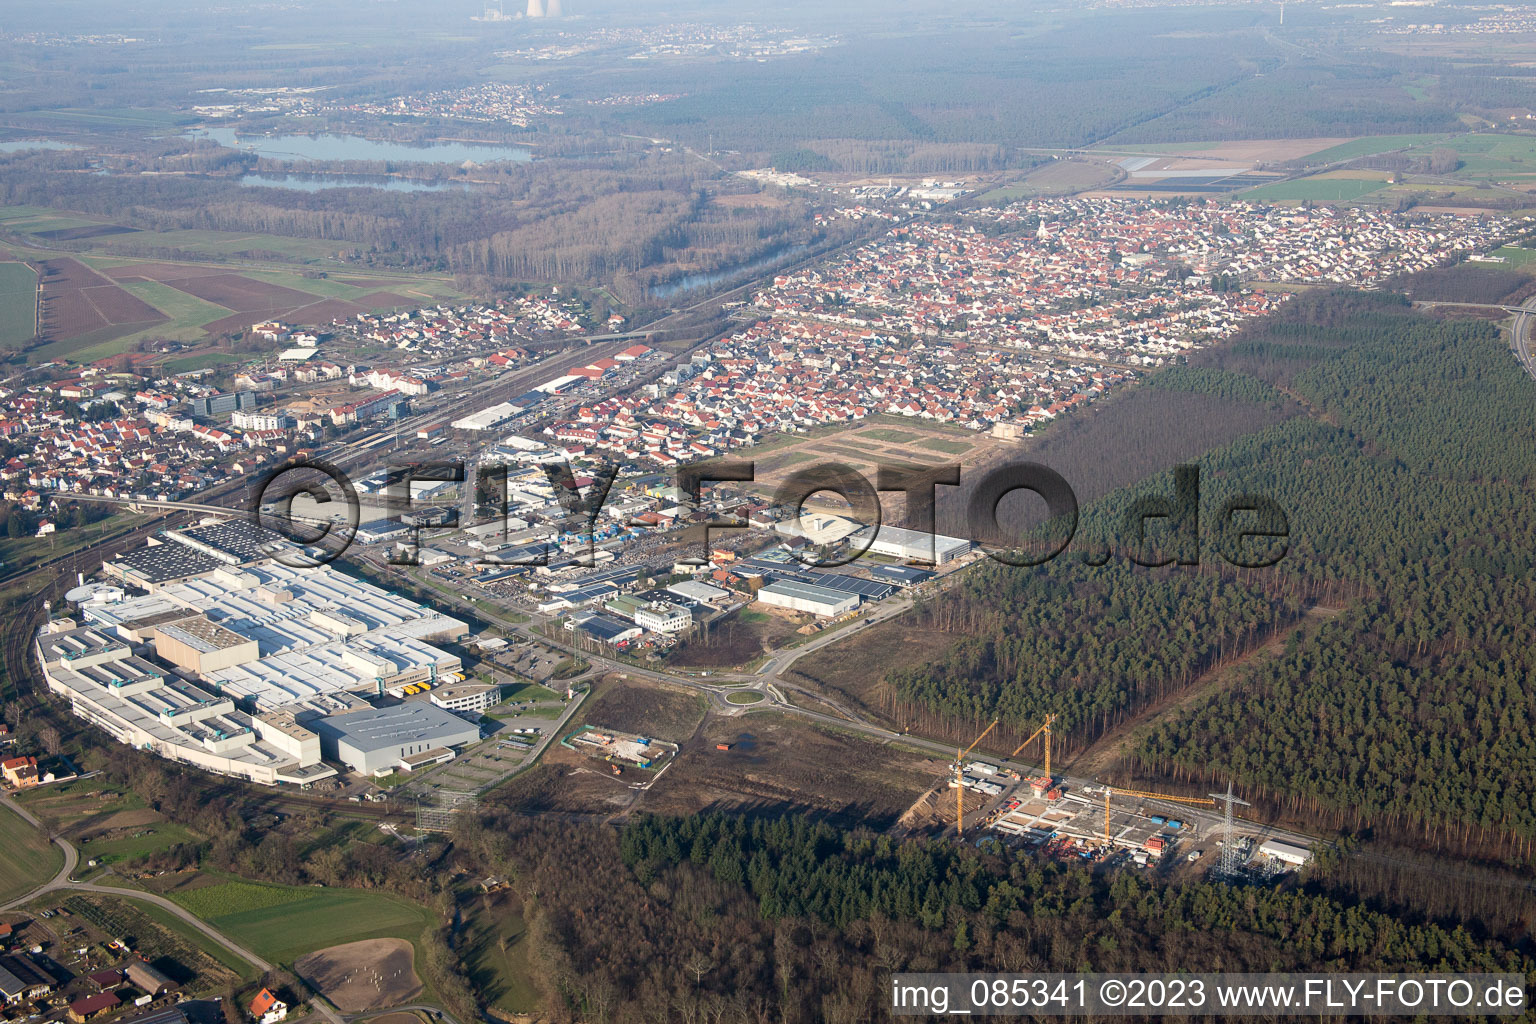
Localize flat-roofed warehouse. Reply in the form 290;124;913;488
310;702;481;775
861;525;972;565
755;579;859;618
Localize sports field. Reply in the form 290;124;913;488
170;879;434;963
0;261;36;348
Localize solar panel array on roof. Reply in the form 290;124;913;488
803;572;896;600
563;583;620;605
868;564;936;585
172;519;288;563
112;543;226;584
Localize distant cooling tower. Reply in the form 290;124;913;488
545;0;562;14
526;0;545;15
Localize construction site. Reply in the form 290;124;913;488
946;716;1313;878
563;725;679;778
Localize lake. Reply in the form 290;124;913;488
193;127;532;164
0;140;83;153
239;173;472;193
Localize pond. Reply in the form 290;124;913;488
239;173;473;193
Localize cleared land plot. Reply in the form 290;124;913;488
745;418;1009;497
0;261;37;347
668;608;804;669
789;621;958;727
294;938;422;1011
640;713;942;829
0;800;61;904
580;679;707;743
168;879;432;963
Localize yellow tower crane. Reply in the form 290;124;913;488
955;718;999;837
1100;786;1215;847
1009;713;1057;781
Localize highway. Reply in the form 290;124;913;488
1511;296;1536;381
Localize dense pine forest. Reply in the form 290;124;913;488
884;291;1536;856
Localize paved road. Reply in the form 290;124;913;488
1;796;277;976
1511;296;1536;381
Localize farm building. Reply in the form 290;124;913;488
70;993;121;1021
124;960;174;995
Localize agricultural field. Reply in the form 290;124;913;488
0;801;62;904
981;159;1119;200
30;256;168;360
167;878;434;963
1095;137;1360;162
1293;133;1459;164
0;204;466;361
1240;174;1389;202
0;260;36;346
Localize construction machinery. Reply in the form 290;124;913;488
954;718;999;837
1099;786;1215;847
1010;713;1056;782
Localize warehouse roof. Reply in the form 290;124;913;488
111;542;226;584
309;702;480;753
168;519;288;564
758;579;859;606
157;616;250;652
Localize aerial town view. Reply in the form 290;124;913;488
2;0;1536;1020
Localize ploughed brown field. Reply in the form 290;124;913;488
35;257;166;342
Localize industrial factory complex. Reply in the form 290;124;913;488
36;519;484;786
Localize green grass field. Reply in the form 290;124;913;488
78;821;198;865
462;903;537;1014
171;879;434;963
1488;245;1536;267
0;801;62;904
1402;133;1536;177
725;691;765;705
859;428;922;443
1297;133;1456;164
1240;176;1387;202
0;261;36;348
